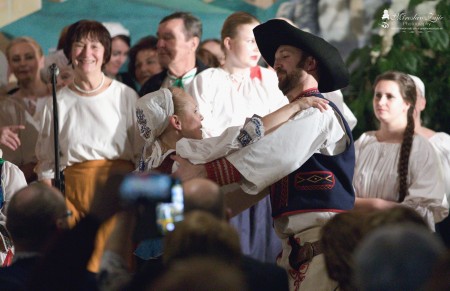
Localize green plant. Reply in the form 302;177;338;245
344;0;449;139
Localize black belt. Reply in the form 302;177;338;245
288;236;323;270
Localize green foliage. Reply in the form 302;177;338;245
344;0;450;139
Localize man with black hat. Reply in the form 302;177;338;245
173;19;355;291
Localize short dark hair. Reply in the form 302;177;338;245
113;34;131;47
160;12;202;40
127;35;158;80
63;20;112;66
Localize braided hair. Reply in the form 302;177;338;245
374;71;417;202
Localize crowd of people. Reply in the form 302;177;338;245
0;9;449;291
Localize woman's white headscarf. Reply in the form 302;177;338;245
136;88;175;170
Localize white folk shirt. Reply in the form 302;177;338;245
188;67;288;138
177;106;349;237
353;131;448;229
0;96;47;166
429;132;450;200
0;161;27;224
35;80;143;180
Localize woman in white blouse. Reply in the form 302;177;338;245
188;12;287;263
35;20;142;272
353;71;448;229
0;37;50;182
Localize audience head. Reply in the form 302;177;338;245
424;251;450;291
63;20;112;68
365;205;428;229
321;210;367;291
182;178;226;220
200;38;225;66
163;210;241;266
6;37;44;85
373;71;416;202
221;11;260;68
321;207;429;291
150;256;248;291
354;224;445;291
102;22;131;77
156;12;202;69
128;35;161;85
6;183;69;252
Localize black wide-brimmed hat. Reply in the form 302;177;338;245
253;19;349;93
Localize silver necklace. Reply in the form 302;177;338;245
73;73;105;94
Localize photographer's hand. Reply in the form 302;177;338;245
171;155;207;182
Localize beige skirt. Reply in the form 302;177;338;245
64;159;134;273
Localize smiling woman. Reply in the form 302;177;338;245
35;19;143;273
0;37;49;183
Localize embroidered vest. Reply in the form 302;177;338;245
270;94;355;219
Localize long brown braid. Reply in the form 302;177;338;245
374;71;417;202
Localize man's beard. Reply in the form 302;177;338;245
277;68;302;95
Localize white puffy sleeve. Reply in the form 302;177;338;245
226;108;346;194
0;161;27;224
35;97;56;180
403;135;449;228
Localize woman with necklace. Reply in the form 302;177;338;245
0;37;50;182
187;12;288;263
353;71;448;230
35;20;142;273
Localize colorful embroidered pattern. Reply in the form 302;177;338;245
295;171;335;191
205;158;241;186
288;236;309;291
136;108;151;139
237;115;263;147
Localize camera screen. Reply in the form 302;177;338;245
119;173;173;203
119;172;184;238
156;183;184;234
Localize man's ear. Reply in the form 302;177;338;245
306;56;318;72
170;115;182;130
191;36;200;52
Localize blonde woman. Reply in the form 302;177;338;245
0;37;49;182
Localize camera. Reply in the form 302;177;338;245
119;172;184;237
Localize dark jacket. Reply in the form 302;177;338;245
139;59;208;96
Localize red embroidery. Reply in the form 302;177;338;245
288;236;309;291
291;88;320;102
205;158;240;186
295;171;335;191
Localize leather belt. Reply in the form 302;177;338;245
288;236;323;270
